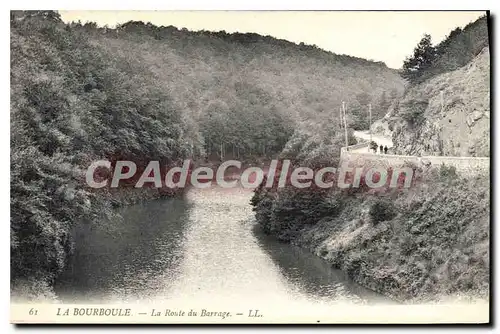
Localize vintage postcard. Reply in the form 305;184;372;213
10;10;490;324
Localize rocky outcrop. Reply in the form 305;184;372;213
392;47;490;157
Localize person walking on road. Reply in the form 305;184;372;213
384;146;388;154
379;145;383;154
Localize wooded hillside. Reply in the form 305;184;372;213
10;11;405;299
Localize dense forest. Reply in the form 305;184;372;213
252;15;490;302
402;14;489;84
10;11;405;299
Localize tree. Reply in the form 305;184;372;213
389;88;399;101
401;34;437;84
12;10;62;22
348;92;372;130
375;91;391;118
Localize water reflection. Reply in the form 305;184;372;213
252;225;393;304
55;197;191;303
55;187;390;305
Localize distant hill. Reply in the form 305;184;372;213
90;19;406;149
251;15;490;304
10;11;405;299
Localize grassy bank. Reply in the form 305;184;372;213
251;165;489;303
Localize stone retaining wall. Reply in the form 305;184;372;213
341;143;489;176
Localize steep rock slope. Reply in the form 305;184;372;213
252;15;490;305
392;47;490;157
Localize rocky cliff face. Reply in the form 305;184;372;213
391;47;490;157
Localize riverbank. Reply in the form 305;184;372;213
251;165;490;303
11;157;273;302
11;176;193;303
53;185;394;307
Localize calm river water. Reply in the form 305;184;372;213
55;187;388;307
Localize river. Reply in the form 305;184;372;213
55;186;389;308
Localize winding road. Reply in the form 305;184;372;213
352;130;393;153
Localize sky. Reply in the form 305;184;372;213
59;11;486;69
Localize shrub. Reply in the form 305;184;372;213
369;199;397;224
439;164;458;181
401;100;428;127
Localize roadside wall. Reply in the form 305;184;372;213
340;143;489;175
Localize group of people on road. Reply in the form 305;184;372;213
369;140;389;154
373;144;388;154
